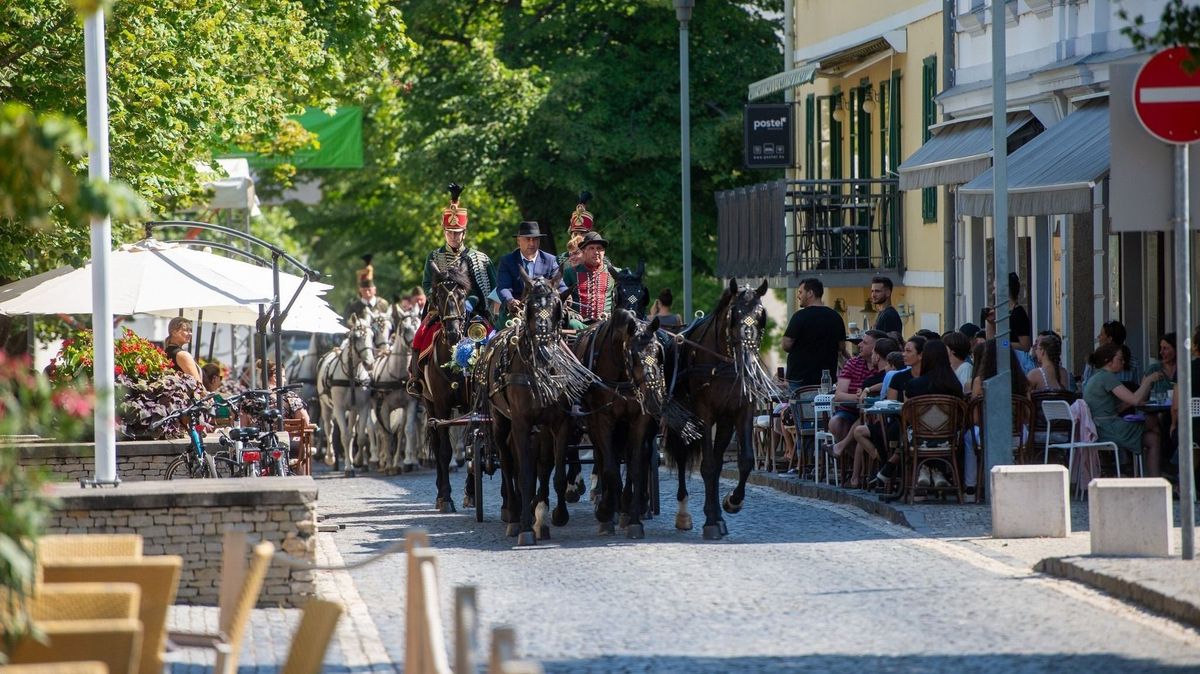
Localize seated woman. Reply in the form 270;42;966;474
830;338;899;488
1084;343;1166;476
201;362;225;393
163;317;202;382
871;339;965;488
241;360;311;428
1027;332;1074;393
840;333;921;482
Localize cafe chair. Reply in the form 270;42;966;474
3;582;143;674
279;599;344;674
967;394;1034;503
901;395;968;504
811;393;838;485
787;385;822;477
1040;400;1123;498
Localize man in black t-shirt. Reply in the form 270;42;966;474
870;276;903;335
781;278;846;389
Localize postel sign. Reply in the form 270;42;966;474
744;103;794;169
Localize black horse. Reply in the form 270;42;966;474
481;268;597;545
665;278;773;540
572;310;671;538
419;262;474;513
614;262;650;319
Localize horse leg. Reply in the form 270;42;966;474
667;430;694;531
432;403;455;513
708;421;736;535
589;416;618;534
723;412;756;517
512;420;538;546
550;420;571;529
625;417;653;539
700;414;727;540
491;414;515;525
563;426;586;502
403;399;420;471
534;430;553;540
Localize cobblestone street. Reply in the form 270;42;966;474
315;466;1200;673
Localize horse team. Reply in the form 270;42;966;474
292;267;773;546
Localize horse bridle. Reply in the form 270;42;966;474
434;279;467;345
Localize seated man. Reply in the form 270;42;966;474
495;220;566;326
562;231;616;328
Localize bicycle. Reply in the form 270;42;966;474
156;393;239;480
220;385;304;477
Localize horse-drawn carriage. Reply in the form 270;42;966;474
417;261;778;546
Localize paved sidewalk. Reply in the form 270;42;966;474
730;468;1200;629
165;531;399;673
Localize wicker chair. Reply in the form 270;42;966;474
168;534;275;674
967;394;1034;503
3;582;143;674
37;534;143;561
279;600;344;674
40;556;181;674
0;663;109;674
901;395;969;504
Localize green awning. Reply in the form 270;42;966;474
221;107;364;170
747;64;818;101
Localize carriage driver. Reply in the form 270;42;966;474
408;183;497;396
496;220;567;326
562;230;616;329
344;254;391;324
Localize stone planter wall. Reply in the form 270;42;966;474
18;438;187;483
46;477;318;608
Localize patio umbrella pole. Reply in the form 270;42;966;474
84;6;118;487
194;310;203;361
207;323;217;363
272;254;285;418
257;304;269;390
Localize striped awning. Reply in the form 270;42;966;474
897;112;1036;190
958;100;1109;217
747;64;818;101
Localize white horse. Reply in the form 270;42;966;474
317;314;377;472
369;309;424;474
358;310;392;468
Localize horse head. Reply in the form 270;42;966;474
716;277;769;359
519;265;565;344
615;310;666;415
367;309;392;353
615;263;650;319
430;261;471;346
393;308;421;351
345;313;377;371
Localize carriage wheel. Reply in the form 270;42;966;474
471;423;485;523
650;434;662;516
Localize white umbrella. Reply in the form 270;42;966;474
0;239;270;316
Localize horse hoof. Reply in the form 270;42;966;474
516;532;537;547
463;495;475;510
722;493;743;515
644;511;654;521
551;507;569;528
597;522;615;536
718;520;728;536
506;523;520;537
618;513;630;528
626;523;645;540
537;526;551;540
456;457;466;468
323;454;336;467
402;463;417;473
344;468;357;478
675;513;693;531
702;524;724;540
564;487;581;504
436;498;456;514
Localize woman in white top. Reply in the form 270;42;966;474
943;330;973;393
1026;332;1073;392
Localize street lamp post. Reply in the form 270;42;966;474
675;0;694;320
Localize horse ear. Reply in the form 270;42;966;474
727;278;739;294
625;315;637;337
637;259;645;277
755;279;769;297
518;264;533;288
559;287;572;304
648;316;661;333
430;260;442;278
551;263;564;288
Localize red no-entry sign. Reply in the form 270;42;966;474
1133;46;1200;145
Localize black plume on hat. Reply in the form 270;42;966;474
361;253;373;265
448;183;464;201
578;190;592;205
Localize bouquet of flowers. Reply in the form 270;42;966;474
48;327;171;385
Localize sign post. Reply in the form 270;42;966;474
1134;46;1198;561
743;104;794;169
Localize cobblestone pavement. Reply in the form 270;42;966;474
315;465;1200;674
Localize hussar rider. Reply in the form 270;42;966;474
408;183;496;396
562;230;616;329
343;254;391;324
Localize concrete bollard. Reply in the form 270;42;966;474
1088;478;1173;557
990;465;1071;538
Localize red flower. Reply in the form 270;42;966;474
114;365;124;376
136;363;148;376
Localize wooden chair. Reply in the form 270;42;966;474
284;418;316;476
0;663;109;674
4;582;143;674
40;555;182;674
901;395;968;504
967;394;1034;503
167;533;275;674
279;600;344;674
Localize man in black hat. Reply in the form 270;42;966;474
344;254;391;323
563;230;617;327
496;221;566;326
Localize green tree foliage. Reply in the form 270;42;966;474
1119;0;1200;71
289;0;784;312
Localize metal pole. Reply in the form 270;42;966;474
272;255;284;418
679;10;693;319
784;0;797;318
1175;144;1194;560
984;2;1014;500
85;8;116;485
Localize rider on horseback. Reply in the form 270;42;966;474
409;183;497;396
344;255;391;324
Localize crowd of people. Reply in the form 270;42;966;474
780;274;1198;496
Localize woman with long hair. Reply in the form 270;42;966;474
163;317;202;382
1027;332;1073;392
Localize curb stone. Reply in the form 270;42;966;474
720;468;915;530
1035;556;1200;630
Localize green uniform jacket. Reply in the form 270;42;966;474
422;246;496;316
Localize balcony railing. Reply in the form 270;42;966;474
715;178;903;282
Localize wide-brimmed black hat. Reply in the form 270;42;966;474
513;221;544;238
579;231;608;249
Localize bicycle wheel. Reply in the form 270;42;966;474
164;454;192;480
212;453;240;478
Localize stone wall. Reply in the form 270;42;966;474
46;477;318;608
18;438;187;483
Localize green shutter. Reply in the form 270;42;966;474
831;86;843;181
858;78;872;180
805;94;815;180
890;70;902;174
921;57;938;222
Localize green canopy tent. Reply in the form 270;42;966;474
221;106;364;169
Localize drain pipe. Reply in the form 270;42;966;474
942;0;957;330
